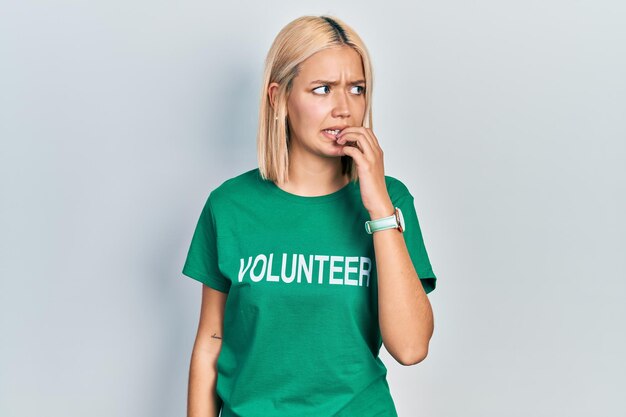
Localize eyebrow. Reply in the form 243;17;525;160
309;79;366;86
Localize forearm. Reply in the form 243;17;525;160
188;345;222;417
369;203;434;365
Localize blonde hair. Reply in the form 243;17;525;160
256;15;374;184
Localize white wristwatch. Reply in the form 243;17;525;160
364;207;405;234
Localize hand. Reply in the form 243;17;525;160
336;127;394;219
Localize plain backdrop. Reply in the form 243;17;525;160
1;1;625;416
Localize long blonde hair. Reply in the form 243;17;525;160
257;15;374;184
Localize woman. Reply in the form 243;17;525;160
182;15;437;417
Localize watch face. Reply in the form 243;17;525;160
396;207;405;232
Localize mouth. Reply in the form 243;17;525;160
322;129;341;136
321;129;341;139
321;126;348;140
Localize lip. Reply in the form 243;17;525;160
321;130;340;140
322;126;349;132
321;126;348;140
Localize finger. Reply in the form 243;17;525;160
350;127;378;155
340;142;366;165
338;130;373;157
363;128;382;154
353;127;380;156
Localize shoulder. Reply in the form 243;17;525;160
384;174;414;202
208;167;264;205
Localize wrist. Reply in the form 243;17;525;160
368;202;395;220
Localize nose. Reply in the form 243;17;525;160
331;90;350;118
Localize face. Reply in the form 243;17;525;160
269;46;366;159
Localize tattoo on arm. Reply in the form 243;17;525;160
211;332;222;340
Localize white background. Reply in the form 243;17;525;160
1;1;624;416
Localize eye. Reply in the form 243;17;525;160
312;85;330;95
312;85;366;95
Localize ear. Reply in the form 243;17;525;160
268;82;279;109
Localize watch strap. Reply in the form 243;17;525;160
365;209;399;234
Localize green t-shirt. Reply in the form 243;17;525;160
182;167;437;417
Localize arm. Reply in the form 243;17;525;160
333;126;434;366
370;203;434;366
187;284;228;417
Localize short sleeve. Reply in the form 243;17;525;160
395;194;437;294
181;194;231;293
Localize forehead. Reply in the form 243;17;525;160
296;46;364;81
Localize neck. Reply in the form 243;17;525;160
276;145;349;197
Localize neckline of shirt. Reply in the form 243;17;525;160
257;169;356;205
